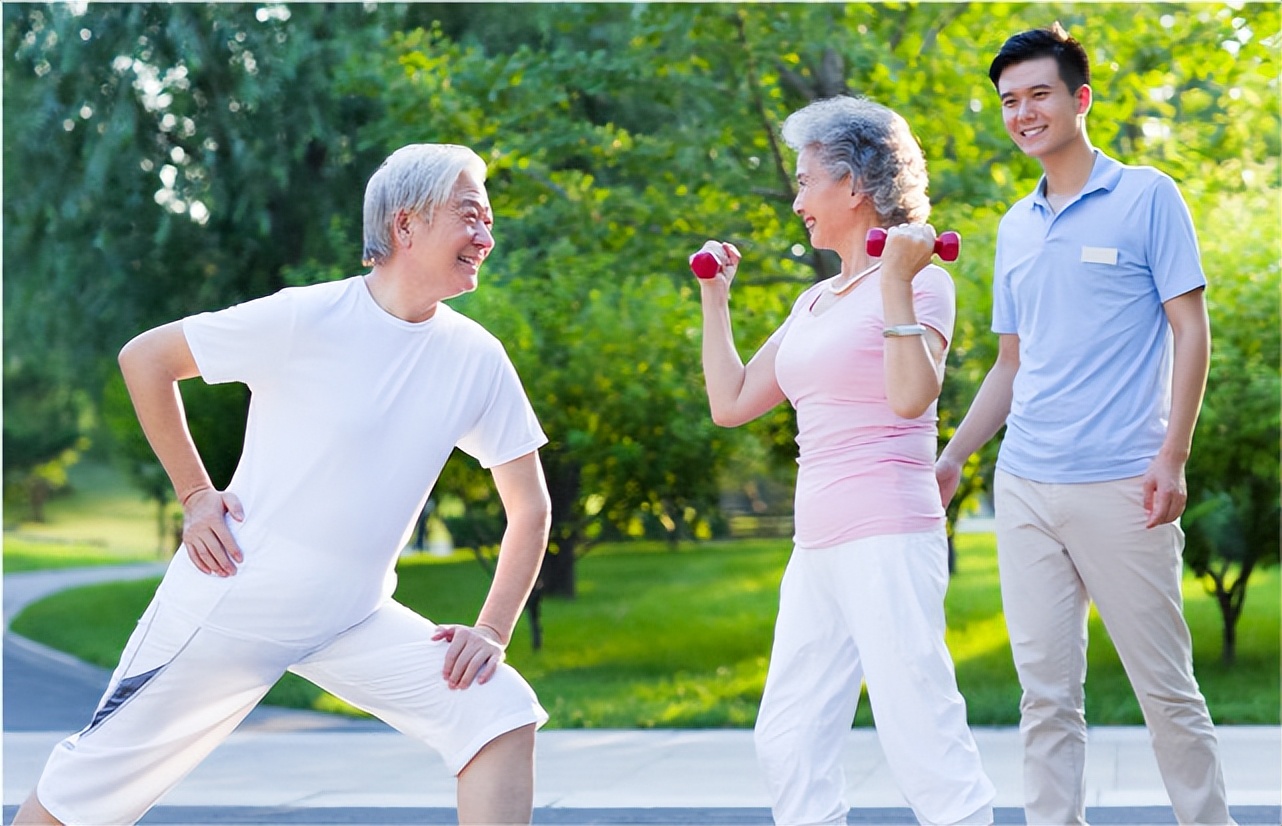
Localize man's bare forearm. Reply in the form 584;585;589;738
1159;290;1210;464
475;516;549;644
939;335;1020;467
477;453;552;643
118;322;214;502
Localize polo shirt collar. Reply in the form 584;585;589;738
1031;149;1124;213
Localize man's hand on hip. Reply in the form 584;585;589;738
181;487;245;576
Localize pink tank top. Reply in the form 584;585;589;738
770;266;955;549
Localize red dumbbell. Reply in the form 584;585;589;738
690;250;722;279
865;227;961;262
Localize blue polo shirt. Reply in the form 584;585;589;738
992;150;1206;483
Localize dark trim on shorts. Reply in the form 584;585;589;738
82;665;166;737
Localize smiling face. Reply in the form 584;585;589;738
792;146;862;253
997;56;1091;162
407;171;494;297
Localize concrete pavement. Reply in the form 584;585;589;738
4;565;1280;825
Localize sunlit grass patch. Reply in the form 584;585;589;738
3;534;156;573
10;533;1277;728
5;460;174;557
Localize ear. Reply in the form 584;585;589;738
393;210;414;249
847;184;869;215
1075;84;1093;116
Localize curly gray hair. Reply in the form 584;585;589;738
362;144;488;267
781;96;930;226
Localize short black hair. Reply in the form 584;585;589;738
989;22;1090;92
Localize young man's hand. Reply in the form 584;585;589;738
1141;453;1188;528
935;456;964;507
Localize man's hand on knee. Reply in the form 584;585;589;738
433;624;506;689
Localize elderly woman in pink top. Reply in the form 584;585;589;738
694;96;995;826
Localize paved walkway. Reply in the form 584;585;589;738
5;565;1280;825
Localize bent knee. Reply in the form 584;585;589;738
467;723;536;770
1019;690;1086;729
1140;689;1215;726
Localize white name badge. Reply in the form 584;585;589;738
1080;246;1119;265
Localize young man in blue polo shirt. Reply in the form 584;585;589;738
935;24;1235;826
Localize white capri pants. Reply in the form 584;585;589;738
754;530;995;826
36;597;547;825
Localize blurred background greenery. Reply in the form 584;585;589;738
4;3;1278;722
9;464;1278;727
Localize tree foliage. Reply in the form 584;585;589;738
1;357;90;521
100;371;249;554
1182;186;1281;664
3;3;404;382
4;3;1277;657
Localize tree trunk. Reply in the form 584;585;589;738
1215;562;1254;666
1220;600;1238;666
27;476;50;522
1205;559;1256;666
158;495;171;555
525;585;544;652
541;454;582;598
540;541;577;599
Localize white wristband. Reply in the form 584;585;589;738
883;324;927;338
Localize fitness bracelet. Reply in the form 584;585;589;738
882;324;927;338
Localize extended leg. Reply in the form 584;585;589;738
1060;477;1233;826
24;600;285;826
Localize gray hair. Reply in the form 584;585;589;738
362;143;488;266
781;96;930;225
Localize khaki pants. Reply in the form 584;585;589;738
994;470;1233;826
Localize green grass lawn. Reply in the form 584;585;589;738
2;535;158;573
11;534;1278;728
5;459;174;570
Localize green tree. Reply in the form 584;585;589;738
5;3;1276;656
100;372;173;551
342;14;780;600
101;372;249;554
2;358;91;522
3;3;405;391
1182;186;1281;664
3;2;411;534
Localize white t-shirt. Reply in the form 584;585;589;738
156;276;547;645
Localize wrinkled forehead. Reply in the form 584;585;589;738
794;145;824;177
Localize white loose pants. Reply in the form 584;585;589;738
36;598;546;825
995;471;1233;826
754;531;995;826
